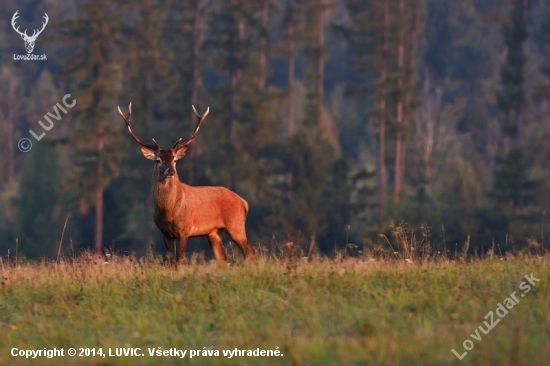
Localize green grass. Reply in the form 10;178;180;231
0;255;549;365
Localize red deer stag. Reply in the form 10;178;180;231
118;103;256;266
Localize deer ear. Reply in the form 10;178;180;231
140;146;157;160
173;146;187;161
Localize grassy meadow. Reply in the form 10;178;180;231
0;254;549;365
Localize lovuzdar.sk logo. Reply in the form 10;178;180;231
12;10;48;61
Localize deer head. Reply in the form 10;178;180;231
11;11;49;54
117;103;209;183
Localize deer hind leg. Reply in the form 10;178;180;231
164;237;176;267
176;237;188;267
227;227;256;261
207;230;228;262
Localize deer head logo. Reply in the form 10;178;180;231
11;11;49;54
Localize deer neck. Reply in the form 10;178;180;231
152;174;188;212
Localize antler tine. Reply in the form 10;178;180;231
173;106;210;150
11;11;28;37
192;105;200;118
118;102;159;151
171;138;183;149
37;13;49;35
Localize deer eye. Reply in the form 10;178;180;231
155;158;161;164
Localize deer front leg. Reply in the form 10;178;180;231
164;237;176;267
207;231;228;262
176;237;188;268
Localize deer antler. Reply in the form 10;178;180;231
29;13;49;40
11;11;49;40
11;11;28;38
173;105;210;150
118;103;160;151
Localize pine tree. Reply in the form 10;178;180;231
256;0;352;249
14;144;62;257
206;0;252;192
489;149;539;215
281;0;303;137
343;0;392;214
0;66;25;183
118;0;171;254
279;0;308;200
162;0;206;186
205;0;282;200
394;0;421;204
344;0;422;212
492;0;535;219
302;0;332;124
190;0;207;176
261;131;333;245
257;0;270;91
497;0;531;146
536;1;550;99
60;0;125;254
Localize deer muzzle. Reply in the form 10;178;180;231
166;167;176;177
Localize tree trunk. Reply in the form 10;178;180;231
316;8;325;120
191;2;204;109
236;18;245;81
396;0;420;202
286;3;296;198
92;57;105;255
396;134;406;204
6;78;18;182
254;0;269;201
258;0;268;91
378;101;386;210
94;126;104;254
230;15;245;192
229;68;238;192
141;68;154;253
94;188;104;254
143;192;151;255
190;0;204;185
394;0;405;204
377;0;389;213
515;0;529;145
287;14;295;136
405;0;420;179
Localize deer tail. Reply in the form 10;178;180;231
242;198;249;216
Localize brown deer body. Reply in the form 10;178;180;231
118;104;256;265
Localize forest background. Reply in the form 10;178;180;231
0;0;548;259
